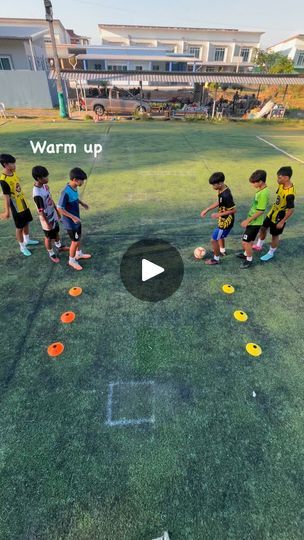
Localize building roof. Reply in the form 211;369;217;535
269;34;304;49
0;25;47;40
49;69;304;85
66;29;89;40
0;17;66;32
99;23;264;35
77;53;195;62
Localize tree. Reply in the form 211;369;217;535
254;49;294;74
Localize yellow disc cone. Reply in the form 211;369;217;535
234;310;248;322
246;343;262;357
222;284;235;295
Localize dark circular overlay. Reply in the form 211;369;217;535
120;239;184;302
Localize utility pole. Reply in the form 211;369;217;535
44;0;68;118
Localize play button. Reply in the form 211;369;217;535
120;239;184;302
142;259;164;282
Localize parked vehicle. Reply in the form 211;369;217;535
85;87;151;116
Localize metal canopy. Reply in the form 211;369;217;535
49;69;304;85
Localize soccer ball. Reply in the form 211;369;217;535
194;247;206;259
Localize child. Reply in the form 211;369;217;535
32;165;69;263
0;153;39;256
237;169;270;269
201;172;236;265
57;167;91;271
253;166;295;261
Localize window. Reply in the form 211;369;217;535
0;56;12;70
189;47;201;59
297;51;304;66
206;66;216;72
135;66;143;71
95;64;102;70
108;65;127;71
214;47;225;62
152;65;160;71
240;48;250;62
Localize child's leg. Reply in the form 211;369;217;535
242;241;253;260
211;239;220;258
260;234;280;262
75;242;92;259
69;240;79;259
219;238;226;255
16;227;31;256
23;224;39;246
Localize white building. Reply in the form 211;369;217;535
0;25;48;70
268;35;304;72
0;18;90;69
98;24;264;72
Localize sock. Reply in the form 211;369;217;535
269;247;277;255
76;250;82;257
220;248;226;254
54;240;61;248
19;241;25;250
244;251;247;256
214;255;220;262
23;234;30;244
256;238;264;248
48;249;55;257
69;256;76;263
246;256;253;262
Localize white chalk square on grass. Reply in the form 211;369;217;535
106;380;155;427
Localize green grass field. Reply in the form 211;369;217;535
0;119;304;540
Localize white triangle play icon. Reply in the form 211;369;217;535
142;258;165;282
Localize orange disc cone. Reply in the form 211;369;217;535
48;342;64;357
60;311;76;324
69;287;82;297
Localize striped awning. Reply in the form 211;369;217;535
49;70;304;85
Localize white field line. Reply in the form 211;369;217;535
256;136;304;164
106;380;155;427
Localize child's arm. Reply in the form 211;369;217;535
241;210;263;228
33;195;52;230
211;207;237;219
201;200;218;218
58;207;81;224
79;200;89;210
276;208;294;229
0;194;10;220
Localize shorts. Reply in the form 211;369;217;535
242;225;261;243
67;224;82;242
262;216;285;237
43;223;60;240
13;208;33;230
212;227;233;241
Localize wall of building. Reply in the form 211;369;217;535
0;71;56;108
0;39;30;69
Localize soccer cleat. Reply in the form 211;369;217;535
20;246;32;257
205;258;220;265
260;252;274;262
252;244;263;252
76;253;92;260
69;260;83;271
240;260;253;269
58;245;69;252
236;252;246;259
49;254;60;263
25;239;39;246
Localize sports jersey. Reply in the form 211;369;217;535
247;186;270;226
58;183;80;230
267;184;295;224
0;172;29;216
218;186;235;229
33;184;58;231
